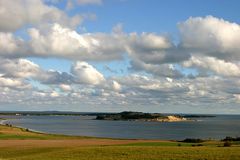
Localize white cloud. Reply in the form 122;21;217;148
166;77;173;83
0;58;74;85
0;23;187;65
130;59;183;78
126;33;188;64
71;61;105;85
234;94;240;103
28;23;124;61
0;59;41;78
0;23;187;69
0;14;240;111
59;84;72;92
0;0;82;32
183;56;240;77
0;76;31;89
179;16;240;60
0;32;26;57
111;80;121;91
50;91;60;97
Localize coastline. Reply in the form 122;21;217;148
0;119;230;143
0;118;46;135
0;118;165;141
0;117;206;141
0;114;191;140
0;115;238;141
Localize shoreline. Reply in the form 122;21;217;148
0;119;209;141
0;116;237;141
0;118;194;141
0;119;167;141
0;116;192;140
0;120;223;142
0;119;92;139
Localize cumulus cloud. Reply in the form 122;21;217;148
117;74;186;93
0;32;26;58
0;59;41;78
183;56;240;77
130;59;183;78
1;15;240;72
50;91;60;97
0;13;240;111
71;61;105;85
111;80;121;91
113;74;240;107
0;23;189;79
0;76;31;89
0;58;74;85
0;0;83;32
0;58;111;87
1;23;184;65
59;84;72;92
179;16;240;61
41;70;74;84
28;23;125;61
28;24;187;63
127;33;189;64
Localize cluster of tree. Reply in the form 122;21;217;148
96;111;165;120
222;136;240;141
180;138;205;143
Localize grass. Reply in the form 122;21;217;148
1;146;240;160
0;124;240;160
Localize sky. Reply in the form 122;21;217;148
0;0;240;114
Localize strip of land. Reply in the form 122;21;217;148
95;111;190;122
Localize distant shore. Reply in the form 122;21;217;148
0;112;226;141
95;111;193;122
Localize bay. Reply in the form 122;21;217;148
1;115;240;140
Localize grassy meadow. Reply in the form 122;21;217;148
0;124;239;160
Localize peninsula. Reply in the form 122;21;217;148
96;111;188;122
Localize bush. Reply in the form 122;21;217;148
222;136;240;142
181;138;204;143
223;141;232;147
191;144;203;147
96;115;105;120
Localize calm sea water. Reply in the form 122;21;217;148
1;115;240;140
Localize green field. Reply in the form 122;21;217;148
1;144;240;160
0;124;239;160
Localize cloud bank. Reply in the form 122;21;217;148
0;0;239;113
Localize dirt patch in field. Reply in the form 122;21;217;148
0;139;161;148
0;124;164;148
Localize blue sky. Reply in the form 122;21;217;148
73;0;240;33
0;0;240;113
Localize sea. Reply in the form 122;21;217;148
1;114;240;140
